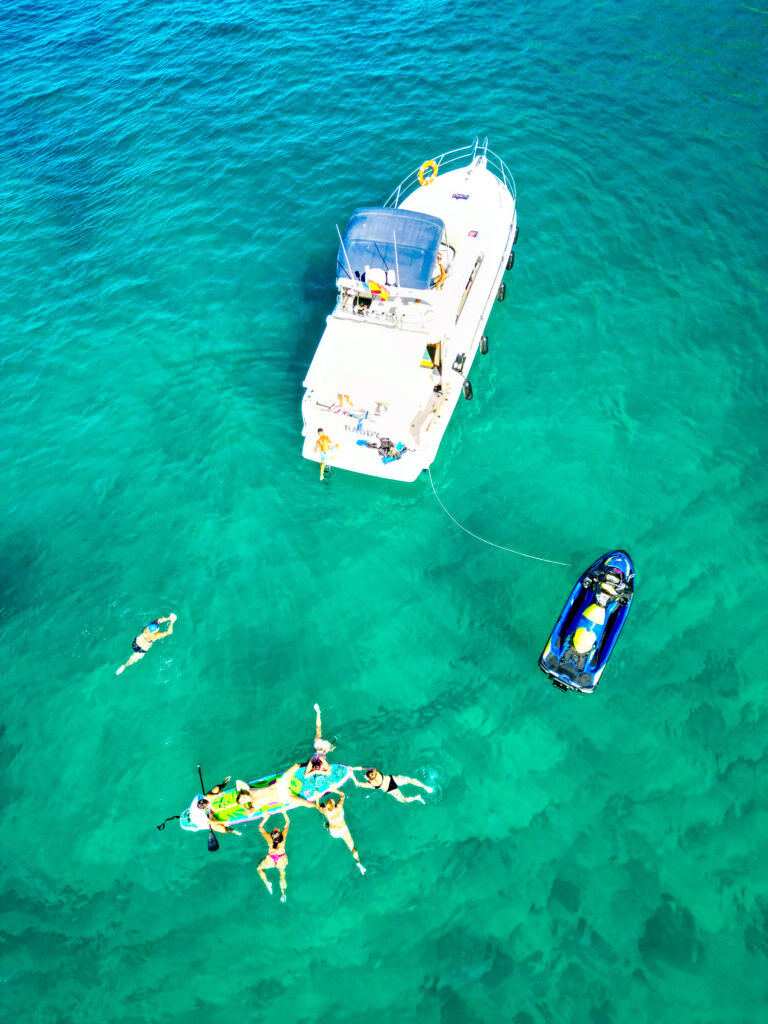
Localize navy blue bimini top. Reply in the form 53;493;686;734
338;207;444;290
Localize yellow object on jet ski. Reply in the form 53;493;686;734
583;603;606;625
573;627;597;654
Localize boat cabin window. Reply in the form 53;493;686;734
338;207;445;290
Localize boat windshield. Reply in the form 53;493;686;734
338;207;444;290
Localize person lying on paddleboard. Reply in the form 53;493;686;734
115;614;176;675
189;776;242;836
234;765;317;813
315;792;366;875
350;768;433;804
257;812;291;902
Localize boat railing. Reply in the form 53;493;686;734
384;137;517;208
334;285;434;331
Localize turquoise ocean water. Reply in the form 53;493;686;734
2;1;766;1021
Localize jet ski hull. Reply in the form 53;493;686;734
539;550;634;693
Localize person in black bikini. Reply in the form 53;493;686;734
115;613;176;675
350;767;433;804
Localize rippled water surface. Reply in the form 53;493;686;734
1;1;766;1021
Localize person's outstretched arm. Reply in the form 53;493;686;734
207;776;231;796
155;612;177;638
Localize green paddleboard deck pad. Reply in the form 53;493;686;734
180;763;353;831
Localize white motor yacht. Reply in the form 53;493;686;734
301;139;518;482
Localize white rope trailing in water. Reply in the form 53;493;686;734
427;467;571;567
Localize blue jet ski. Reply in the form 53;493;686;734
539;550;634;693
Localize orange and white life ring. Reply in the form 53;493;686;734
418;159;439;187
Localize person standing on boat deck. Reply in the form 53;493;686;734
350;767;433;804
115;613;176;675
315;428;338;480
315;792;366;875
256;812;291;902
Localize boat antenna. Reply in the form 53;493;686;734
336;224;355;280
372;241;391;274
393;230;401;290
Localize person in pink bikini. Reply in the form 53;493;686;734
257;812;291;902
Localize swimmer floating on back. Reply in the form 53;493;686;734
305;703;335;778
257;812;291;902
315;792;366;875
116;613;176;675
351;767;433;804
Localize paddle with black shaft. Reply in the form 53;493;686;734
198;764;220;853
